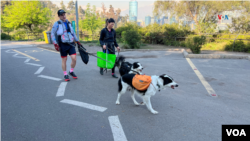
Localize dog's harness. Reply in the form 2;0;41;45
151;82;161;92
131;70;140;75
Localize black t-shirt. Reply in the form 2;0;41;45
99;27;119;47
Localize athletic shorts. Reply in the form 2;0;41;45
58;37;76;58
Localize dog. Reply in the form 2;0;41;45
115;74;178;114
115;55;144;76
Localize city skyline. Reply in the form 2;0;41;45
51;0;155;22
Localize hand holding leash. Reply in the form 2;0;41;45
76;41;82;46
103;45;106;50
117;47;120;52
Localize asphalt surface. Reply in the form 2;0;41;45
1;42;250;141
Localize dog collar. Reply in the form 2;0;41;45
157;84;161;92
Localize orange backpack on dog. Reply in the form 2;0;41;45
132;74;152;91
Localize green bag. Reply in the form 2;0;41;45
97;51;116;69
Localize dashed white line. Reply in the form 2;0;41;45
38;75;62;81
24;59;31;63
26;63;42;67
56;82;67;97
34;67;45;74
186;58;217;97
37;47;59;54
5;50;16;53
13;53;28;58
108;116;128;141
60;99;107;112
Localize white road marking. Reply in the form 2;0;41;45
60;99;107;112
34;67;45;75
5;50;16;53
186;58;217;97
25;63;42;67
12;49;40;61
24;59;31;63
56;82;67;97
38;75;62;81
13;53;28;58
108;116;128;141
37;47;59;54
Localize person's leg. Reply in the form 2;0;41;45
70;54;76;69
62;57;67;72
100;49;106;75
68;44;77;79
62;56;70;81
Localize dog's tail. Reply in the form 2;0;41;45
116;55;125;69
118;77;122;92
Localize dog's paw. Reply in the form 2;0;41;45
134;102;140;106
140;102;145;105
151;110;159;114
116;101;120;105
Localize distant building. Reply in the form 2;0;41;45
130;16;137;22
145;16;151;26
137;22;141;26
129;0;138;22
160;16;168;25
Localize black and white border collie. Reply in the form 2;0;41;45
116;74;178;114
115;56;143;76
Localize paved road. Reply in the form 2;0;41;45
1;42;250;141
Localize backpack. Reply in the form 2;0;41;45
55;21;72;43
132;74;152;91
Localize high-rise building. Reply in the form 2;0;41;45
129;0;138;22
161;16;168;25
145;16;151;26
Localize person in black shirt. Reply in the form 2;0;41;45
99;18;120;78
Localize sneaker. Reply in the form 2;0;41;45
100;68;103;75
112;74;118;78
64;75;70;81
69;71;78;79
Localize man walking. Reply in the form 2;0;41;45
51;9;82;81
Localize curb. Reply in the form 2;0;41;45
122;48;189;52
182;49;250;60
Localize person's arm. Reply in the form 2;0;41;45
114;30;119;48
68;22;79;42
99;29;105;47
51;22;58;44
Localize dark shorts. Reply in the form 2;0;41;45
58;37;76;58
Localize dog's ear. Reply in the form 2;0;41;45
159;74;166;79
133;62;139;69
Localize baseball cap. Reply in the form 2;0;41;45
58;9;66;16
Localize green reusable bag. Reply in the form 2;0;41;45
97;51;116;69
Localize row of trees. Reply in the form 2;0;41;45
1;0;129;40
153;1;250;34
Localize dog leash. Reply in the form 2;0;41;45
67;43;116;64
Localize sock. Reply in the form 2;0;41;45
101;68;103;70
70;68;74;73
64;71;67;75
112;73;114;75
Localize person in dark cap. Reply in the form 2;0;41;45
51;9;82;81
99;18;120;78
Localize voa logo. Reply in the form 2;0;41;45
226;129;246;136
218;15;229;20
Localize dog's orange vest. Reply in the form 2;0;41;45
132;74;152;91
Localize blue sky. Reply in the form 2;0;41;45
51;0;156;21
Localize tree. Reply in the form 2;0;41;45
153;1;249;34
60;1;66;10
1;0;11;14
67;0;75;11
79;3;105;40
101;3;121;28
78;6;85;19
2;1;52;32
